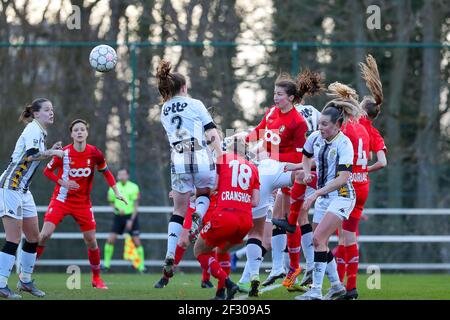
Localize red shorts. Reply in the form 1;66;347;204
44;200;96;232
342;183;370;232
183;203;215;230
200;209;252;249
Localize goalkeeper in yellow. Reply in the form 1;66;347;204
103;169;145;273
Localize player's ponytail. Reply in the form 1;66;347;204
323;82;365;126
359;54;383;120
19;98;50;124
275;69;324;105
295;69;324;102
156;60;186;103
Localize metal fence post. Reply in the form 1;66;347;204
291;42;298;76
129;44;137;181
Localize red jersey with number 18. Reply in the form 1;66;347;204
44;144;110;206
215;154;260;213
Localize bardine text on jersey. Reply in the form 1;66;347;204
220;190;251;203
163;102;188;116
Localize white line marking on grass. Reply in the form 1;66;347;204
234;284;282;300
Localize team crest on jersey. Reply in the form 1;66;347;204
87;159;91;166
329;149;337;159
279;125;285;133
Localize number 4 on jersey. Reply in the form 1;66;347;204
356;138;367;169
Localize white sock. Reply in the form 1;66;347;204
235;246;247;260
271;234;286;271
166;220;183;257
19;250;36;283
0;252;16;288
325;258;341;287
312;251;327;290
195;196;210;218
246;243;262;278
301;231;314;271
239;260;251;283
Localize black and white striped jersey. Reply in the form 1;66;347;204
0;120;47;192
302;130;355;199
160;95;216;174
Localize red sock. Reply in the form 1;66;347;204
197;253;227;289
335;245;346;282
287;226;301;269
288;182;306;225
88;248;101;278
202;266;210;281
216;252;231;275
174;244;187;266
36;245;45;260
345;244;359;290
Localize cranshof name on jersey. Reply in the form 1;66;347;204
220;191;251;203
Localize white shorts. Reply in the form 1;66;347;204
0;188;38;220
312;195;355;224
265;206;274;223
252;159;293;219
171;171;216;194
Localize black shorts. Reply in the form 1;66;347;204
111;215;140;236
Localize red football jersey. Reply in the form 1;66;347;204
342;122;371;185
45;144;109;206
215;154;260;214
246;106;308;163
358;117;387;154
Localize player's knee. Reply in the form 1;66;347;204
178;239;189;249
107;234;117;244
84;236;97;249
312;235;323;248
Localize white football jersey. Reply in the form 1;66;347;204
295;104;321;132
0;120;47;192
160;95;215;174
303;130;355;199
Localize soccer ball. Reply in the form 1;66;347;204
89;45;117;72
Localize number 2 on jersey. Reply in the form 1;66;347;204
229;160;252;190
356;138;367;169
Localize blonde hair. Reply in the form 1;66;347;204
359;54;384;119
323;82;366;125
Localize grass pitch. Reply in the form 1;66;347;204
7;272;450;300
